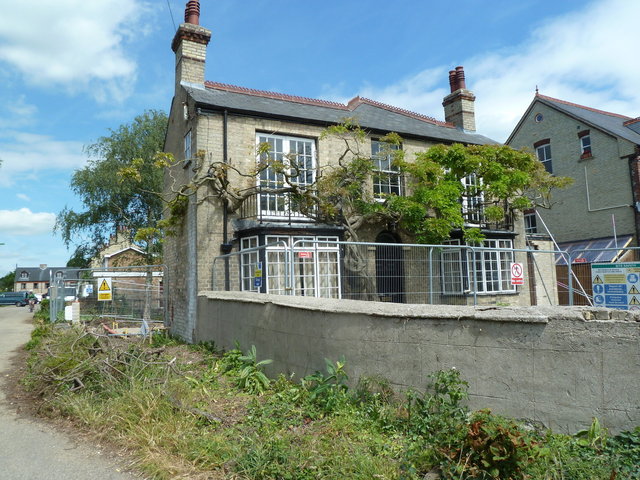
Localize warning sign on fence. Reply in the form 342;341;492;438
510;263;524;285
592;262;640;310
97;277;112;301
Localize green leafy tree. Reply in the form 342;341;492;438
0;271;15;291
66;245;92;268
56;110;168;263
313;122;570;245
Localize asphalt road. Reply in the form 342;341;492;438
0;306;139;480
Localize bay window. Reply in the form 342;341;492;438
441;239;515;294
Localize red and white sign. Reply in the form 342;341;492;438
298;251;313;259
510;262;524;285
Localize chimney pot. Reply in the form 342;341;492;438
455;66;466;90
185;0;200;25
449;70;457;93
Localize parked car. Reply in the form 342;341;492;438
0;291;29;307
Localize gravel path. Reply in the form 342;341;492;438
0;306;140;480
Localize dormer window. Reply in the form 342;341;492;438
20;271;28;279
578;130;592;158
55;271;64;279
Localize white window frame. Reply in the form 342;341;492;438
265;235;341;298
371;140;402;199
461;173;484;225
441;239;515;294
536;143;552;173
256;133;316;218
580;135;591;156
20;271;28;279
441;240;465;294
524;211;537;234
470;239;515;293
240;236;260;292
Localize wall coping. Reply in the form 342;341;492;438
200;291;640;324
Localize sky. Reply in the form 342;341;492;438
0;0;639;276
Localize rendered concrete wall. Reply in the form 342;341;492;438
197;291;640;434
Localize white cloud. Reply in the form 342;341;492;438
0;131;85;187
0;0;153;102
16;193;30;201
0;95;38;129
0;208;56;235
351;0;640;142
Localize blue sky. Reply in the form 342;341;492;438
0;0;638;276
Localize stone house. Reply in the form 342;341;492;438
90;230;147;269
14;265;80;296
164;1;550;340
507;92;640;259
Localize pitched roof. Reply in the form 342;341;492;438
507;93;640;145
183;82;496;145
15;267;81;282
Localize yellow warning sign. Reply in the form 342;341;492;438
97;277;112;301
630;296;640;305
630;285;640;295
593;275;603;284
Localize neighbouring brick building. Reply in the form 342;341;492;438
90;230;147;269
507;93;640;260
164;1;550;340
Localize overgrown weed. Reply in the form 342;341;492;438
21;324;640;479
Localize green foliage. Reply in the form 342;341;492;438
0;270;15;291
55;110;167;261
575;417;608;450
24;318;53;350
235;345;273;394
314;122;570;244
66;245;93;268
300;357;349;414
22;328;640;480
447;409;540;479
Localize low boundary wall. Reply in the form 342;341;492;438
196;291;640;433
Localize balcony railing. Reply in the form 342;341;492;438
462;206;514;231
239;191;514;231
238;191;311;224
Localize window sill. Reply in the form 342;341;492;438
578;154;594;162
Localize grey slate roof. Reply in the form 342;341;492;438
509;94;640;145
184;83;496;145
15;267;81;283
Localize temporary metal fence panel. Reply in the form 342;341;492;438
556;247;640;306
47;265;167;329
212;240;560;306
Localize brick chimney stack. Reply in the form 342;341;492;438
442;66;476;132
171;0;211;88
